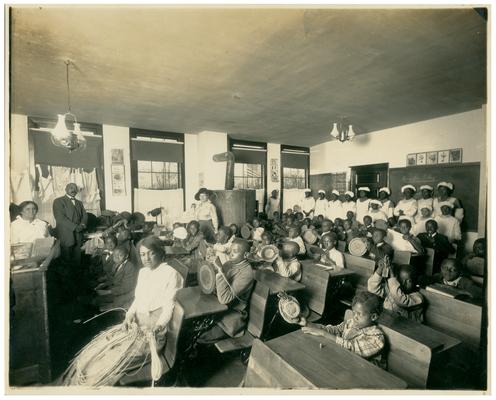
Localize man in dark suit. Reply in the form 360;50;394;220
53;183;88;269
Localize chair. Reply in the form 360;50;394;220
214;281;270;355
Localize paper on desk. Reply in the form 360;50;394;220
31;237;55;258
315;263;334;270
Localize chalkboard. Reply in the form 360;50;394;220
389;163;481;231
309;173;347;201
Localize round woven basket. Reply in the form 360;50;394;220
240;224;252;239
302;229;318;244
260;245;279;262
198;262;217;294
348;237;368;256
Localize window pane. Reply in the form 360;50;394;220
152;161;165;172
297;169;305;178
138;160;151;172
234;178;244;189
168;162;178;173
152;173;165;189
234;163;244;176
168;173;179;188
138;172;152;189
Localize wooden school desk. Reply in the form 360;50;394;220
243;329;407;389
377;310;462;388
176;286;228;320
420;288;483;350
10;262;51;386
254;269;305;295
300;260;355;321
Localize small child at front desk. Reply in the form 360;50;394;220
367;262;424;322
298;291;386;369
274;241;302;281
417;219;454;275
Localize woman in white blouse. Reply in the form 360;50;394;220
10;201;50;244
194;187;219;243
62;236;184;386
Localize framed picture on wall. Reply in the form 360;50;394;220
426;151;438;165
416;152;426;165
270;158;279;182
406;154;417;166
111;148;124;164
438;150;450;164
449;148;463;163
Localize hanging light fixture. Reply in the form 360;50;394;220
32;60;89;152
329;118;356;143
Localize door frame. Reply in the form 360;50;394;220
350;163;389;195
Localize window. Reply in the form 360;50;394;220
130;128;184;191
234;163;264;189
283;167;306;189
137;160;182;190
332;172;348;193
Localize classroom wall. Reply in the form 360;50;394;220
266;143;281;209
9;114;33;204
310;107;487;247
102;125;133;212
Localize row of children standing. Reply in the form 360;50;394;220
283;182;464;243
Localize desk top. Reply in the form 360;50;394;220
378;310;459;352
176;286;228;320
254;269;305;295
300;260;356;278
265;329;407;389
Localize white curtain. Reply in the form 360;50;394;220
133;188;184;230
255;189;265;213
34;165;101;226
283;189;306;213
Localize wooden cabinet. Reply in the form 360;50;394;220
9;266;51;386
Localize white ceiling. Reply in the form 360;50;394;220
10;7;486;146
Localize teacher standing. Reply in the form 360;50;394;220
194;188;218;243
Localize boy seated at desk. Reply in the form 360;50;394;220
386;218;425;256
317;232;345;269
88;234;118;289
93;244;138;311
345;211;360;230
358;215;374;238
273;241;302;281
318;219;334;240
245;217;265;243
343;219;359;245
181;220;206;260
298;291;386;369
367;225;394;270
417;219;454;275
423;258;483;302
206;226;234;264
286;225;306;256
368;262;424;322
197;239;255;344
229;223;240;238
462;238;485;283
